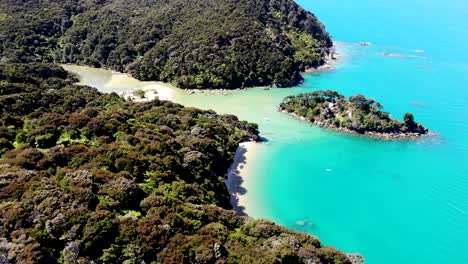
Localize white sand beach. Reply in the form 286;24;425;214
119;84;176;102
225;142;262;216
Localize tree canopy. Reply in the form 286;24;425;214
0;64;355;263
279;90;428;138
0;0;332;89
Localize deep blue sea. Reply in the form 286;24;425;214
66;1;468;262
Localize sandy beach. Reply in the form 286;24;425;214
62;64;177;102
93;70;177;102
119;84;176;102
224;142;262;216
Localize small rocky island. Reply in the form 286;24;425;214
279;90;429;139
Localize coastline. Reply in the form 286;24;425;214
224;141;366;264
61;40;349;98
184;41;347;96
305;41;346;74
60;54;369;263
281;110;433;140
224;142;262;216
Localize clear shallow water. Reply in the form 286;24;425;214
64;1;468;262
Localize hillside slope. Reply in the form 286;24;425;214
0;0;332;89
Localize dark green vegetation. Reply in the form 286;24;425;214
279;90;428;138
0;64;355;263
0;0;332;89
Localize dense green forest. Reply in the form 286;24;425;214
0;0;332;89
279;90;428;138
0;64;357;263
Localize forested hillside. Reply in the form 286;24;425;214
0;64;356;263
0;0;332;89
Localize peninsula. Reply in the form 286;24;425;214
279;90;429;139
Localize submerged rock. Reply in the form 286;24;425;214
358;42;372;46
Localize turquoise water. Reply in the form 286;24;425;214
184;1;468;262
66;1;468;262
174;41;468;263
255;1;468;263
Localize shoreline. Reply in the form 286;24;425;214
224;141;366;264
118;84;176;102
185;41;347;95
305;42;344;74
224;142;261;216
61;55;368;263
281;111;434;140
61;40;348;97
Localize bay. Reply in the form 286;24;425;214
63;1;468;262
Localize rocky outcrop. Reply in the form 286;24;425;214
279;90;430;140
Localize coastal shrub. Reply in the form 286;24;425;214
0;138;14;155
133;89;146;99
